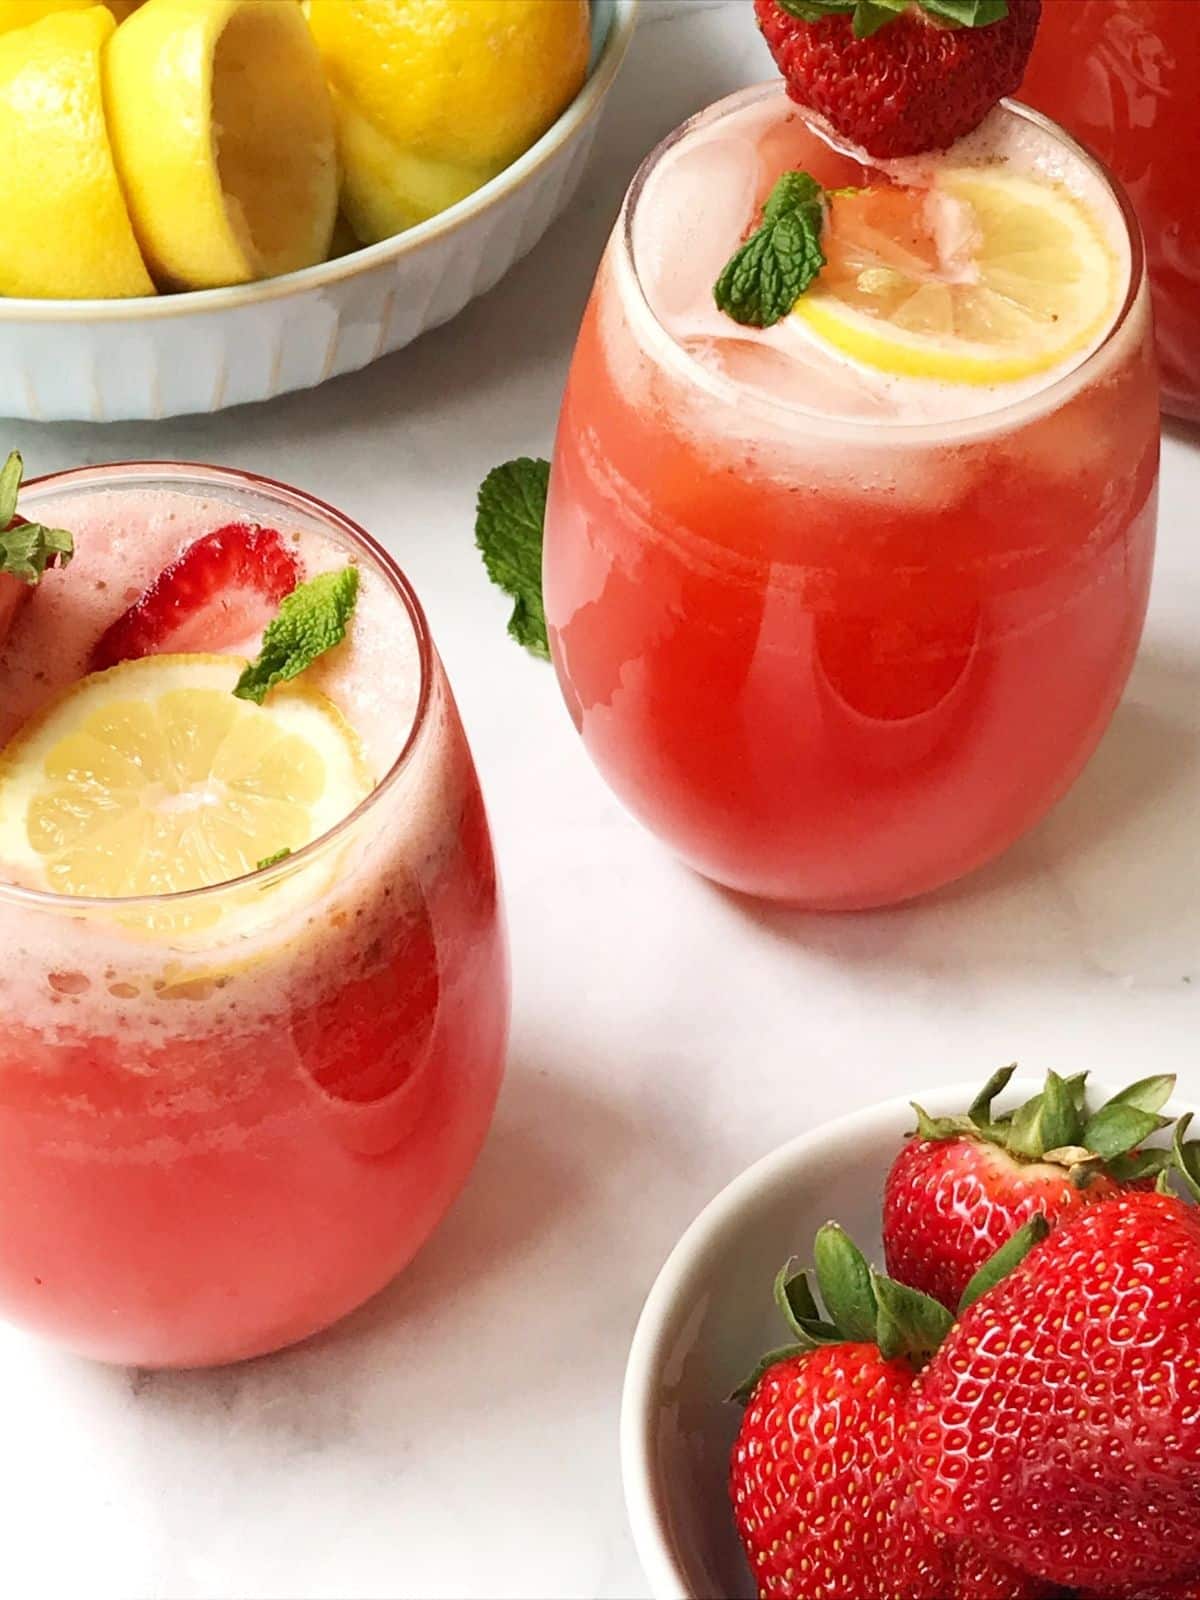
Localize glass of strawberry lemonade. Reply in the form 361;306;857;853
0;462;509;1367
544;82;1158;909
1020;0;1200;425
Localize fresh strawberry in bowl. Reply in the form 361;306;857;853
882;1064;1176;1309
912;1149;1200;1595
91;520;302;669
730;1222;1049;1599
622;1073;1192;1600
754;0;1042;160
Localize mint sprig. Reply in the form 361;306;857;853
475;457;550;660
0;450;74;585
234;565;359;704
777;0;1007;36
713;170;826;329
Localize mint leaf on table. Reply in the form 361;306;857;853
234;565;360;704
475;457;550;660
0;450;75;584
777;0;1006;31
713;170;827;329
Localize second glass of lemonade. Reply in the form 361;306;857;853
545;85;1158;910
0;464;509;1367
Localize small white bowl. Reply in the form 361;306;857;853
0;0;636;423
619;1076;1179;1600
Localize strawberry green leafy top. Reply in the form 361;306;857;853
778;0;1009;39
0;451;74;585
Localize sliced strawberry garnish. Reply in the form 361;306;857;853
92;522;302;670
755;0;1042;161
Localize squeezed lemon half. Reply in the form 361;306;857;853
104;0;337;289
307;0;590;239
0;7;154;299
794;168;1119;385
0;654;370;901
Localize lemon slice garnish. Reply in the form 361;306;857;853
0;654;370;902
794;168;1118;385
104;0;337;289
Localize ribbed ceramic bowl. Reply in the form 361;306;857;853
0;0;636;423
619;1076;1182;1600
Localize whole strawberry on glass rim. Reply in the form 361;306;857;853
730;1218;1051;1600
882;1064;1176;1309
755;0;1042;160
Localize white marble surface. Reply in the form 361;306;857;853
0;4;1197;1597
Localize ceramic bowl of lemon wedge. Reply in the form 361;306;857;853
0;0;636;422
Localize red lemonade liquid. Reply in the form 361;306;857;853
0;466;508;1367
1021;0;1200;422
545;86;1158;909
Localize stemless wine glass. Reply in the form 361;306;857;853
0;463;509;1367
543;86;1159;911
1021;0;1200;424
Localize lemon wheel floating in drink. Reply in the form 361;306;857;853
795;169;1119;385
0;654;370;899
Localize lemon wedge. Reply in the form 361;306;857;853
307;0;590;239
104;0;337;289
0;7;154;299
794;169;1118;385
0;655;370;900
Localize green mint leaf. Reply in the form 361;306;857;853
475;457;550;660
256;848;292;870
0;450;22;529
713;170;826;329
234;565;359;705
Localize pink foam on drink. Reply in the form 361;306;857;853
629;88;1132;426
0;488;417;766
0;481;457;1043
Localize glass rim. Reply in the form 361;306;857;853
0;460;434;913
618;83;1149;445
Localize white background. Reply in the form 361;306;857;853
1;4;1197;1596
